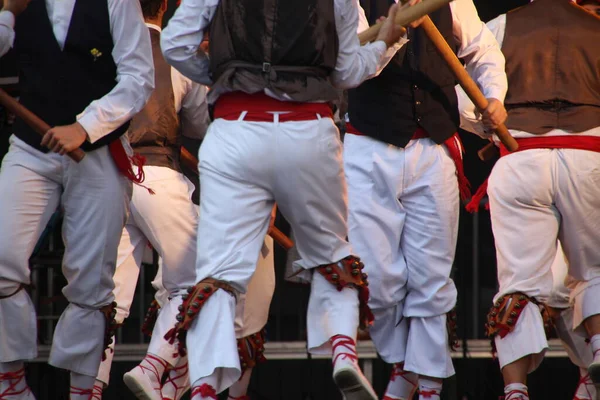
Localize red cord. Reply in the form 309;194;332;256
573;373;594;400
0;368;30;399
138;354;168;391
389;363;417;387
162;361;189;399
191;384;217;399
419;389;441;399
502;389;529;400
330;335;358;366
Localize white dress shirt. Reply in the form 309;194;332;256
458;13;600;139
161;0;403;99
146;23;209;140
0;10;14;57
3;0;155;143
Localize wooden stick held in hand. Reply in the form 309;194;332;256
358;0;452;45
0;88;86;162
418;17;519;155
179;147;295;251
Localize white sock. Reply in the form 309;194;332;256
162;357;190;400
0;361;29;396
331;334;358;370
590;334;600;363
136;353;169;388
191;375;219;400
575;367;596;400
70;372;96;400
228;368;252;399
418;378;442;399
384;363;418;400
504;383;529;400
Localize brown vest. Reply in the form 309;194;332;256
208;0;339;104
502;0;600;134
128;28;181;170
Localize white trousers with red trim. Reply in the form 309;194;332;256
96;166;197;385
0;135;130;376
185;116;359;392
343;133;458;379
489;148;600;371
95;165;276;386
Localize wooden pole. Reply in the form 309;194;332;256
0;88;85;162
358;0;453;45
418;17;518;155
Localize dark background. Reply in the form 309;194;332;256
1;0;582;399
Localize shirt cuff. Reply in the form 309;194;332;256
372;40;388;56
0;10;15;28
77;112;104;144
483;87;507;104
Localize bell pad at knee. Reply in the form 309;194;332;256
100;301;120;361
486;293;533;340
164;278;237;356
141;299;161;337
317;255;374;329
237;329;267;376
446;308;460;351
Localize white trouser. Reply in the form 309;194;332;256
186;116;357;392
0;136;130;376
96;166;198;384
489;148;600;371
548;242;593;369
344;133;458;378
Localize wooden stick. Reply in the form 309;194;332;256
179;146;295;251
358;0;452;45
0;88;85;162
418;17;519;155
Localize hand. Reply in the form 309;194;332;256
40;122;88;155
482;98;507;131
376;3;405;48
406;0;426;28
3;0;31;17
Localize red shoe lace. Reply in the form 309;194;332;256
91;384;103;400
191;384;217;399
573;373;594;400
162;361;189;399
138;354;168;391
0;368;30;399
70;385;93;397
330;335;358;366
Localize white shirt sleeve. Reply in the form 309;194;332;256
451;0;507;102
172;68;210;140
76;0;155;143
331;0;406;89
0;10;15;57
456;13;507;138
161;0;216;86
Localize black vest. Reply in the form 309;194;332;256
208;0;340;104
13;0;127;153
347;0;459;148
502;0;600;134
128;28;181;171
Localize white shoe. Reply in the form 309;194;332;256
333;362;378;400
123;366;162;400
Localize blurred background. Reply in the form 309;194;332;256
0;0;580;398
